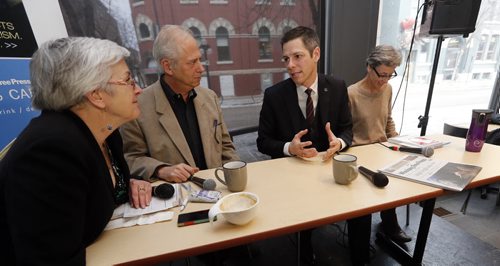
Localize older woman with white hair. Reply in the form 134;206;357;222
0;37;151;265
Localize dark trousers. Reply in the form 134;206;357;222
347;214;372;266
380;208;399;232
299;214;372;265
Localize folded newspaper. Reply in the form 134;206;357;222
388;135;450;149
379;155;482;191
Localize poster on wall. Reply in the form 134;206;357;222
0;0;38;57
0;0;39;152
1;0;67;154
0;58;34;151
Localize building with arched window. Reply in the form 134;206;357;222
129;0;313;96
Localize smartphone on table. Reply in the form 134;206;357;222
177;209;216;227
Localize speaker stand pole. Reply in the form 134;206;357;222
419;35;445;136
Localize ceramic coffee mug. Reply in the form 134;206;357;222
215;160;247;192
333;154;358;185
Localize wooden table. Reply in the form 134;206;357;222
86;134;500;265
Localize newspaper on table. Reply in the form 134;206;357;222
104;184;181;230
379;155;482;191
388;135;450;149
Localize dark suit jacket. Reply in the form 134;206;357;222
257;74;353;158
0;110;129;265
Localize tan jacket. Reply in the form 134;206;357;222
120;81;239;181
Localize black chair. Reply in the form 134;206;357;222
443;123;469;138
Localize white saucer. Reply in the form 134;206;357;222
298;151;331;162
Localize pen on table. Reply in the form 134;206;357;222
213;119;220;143
180;197;189;212
180;183;191;212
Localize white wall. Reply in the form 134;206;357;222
23;0;68;44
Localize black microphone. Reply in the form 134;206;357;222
398;146;434;157
188;175;216;190
358;166;389;188
152;183;175;199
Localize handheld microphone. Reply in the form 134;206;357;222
152;183;175;199
358;166;389;188
388;146;434;157
188;175;216;190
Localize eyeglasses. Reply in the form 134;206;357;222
371;66;397;80
108;78;136;88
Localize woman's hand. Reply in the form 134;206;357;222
129;179;152;208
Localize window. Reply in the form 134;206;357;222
280;0;295;5
220;75;235;96
475;35;488;60
216;27;231;61
444;39;460;69
282;26;292;34
139;23;150;39
256;0;271;5
189;27;202;46
132;0;144;6
486;35;499;60
147;58;157;69
210;0;228;4
378;1;500;136
135;14;154;41
260;73;272;91
258;27;272;60
443;71;453;80
180;0;198;4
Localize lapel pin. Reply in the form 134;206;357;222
323;88;328;92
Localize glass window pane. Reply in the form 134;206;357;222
378;1;500;136
258;27;272;59
216;27;230;61
58;0;320;130
486;35;499;60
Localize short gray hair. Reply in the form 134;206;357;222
366;45;402;68
152;25;194;69
30;37;129;111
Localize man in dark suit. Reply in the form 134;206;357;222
257;26;371;265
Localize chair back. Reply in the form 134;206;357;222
486;128;500;145
443;123;468;138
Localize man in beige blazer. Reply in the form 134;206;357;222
121;25;239;182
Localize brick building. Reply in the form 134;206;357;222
130;0;317;96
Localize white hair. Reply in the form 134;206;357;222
152;25;194;69
30;37;130;110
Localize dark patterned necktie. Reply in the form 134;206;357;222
305;88;314;126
